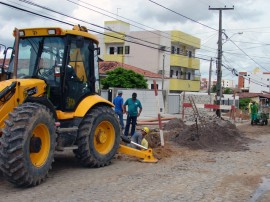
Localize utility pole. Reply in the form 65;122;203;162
208;58;213;95
209;6;234;117
162;54;165;90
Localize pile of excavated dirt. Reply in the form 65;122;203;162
144;129;176;160
163;118;186;130
148;118;252;152
174;118;251;152
152;143;174;160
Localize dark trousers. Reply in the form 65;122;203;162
124;115;137;137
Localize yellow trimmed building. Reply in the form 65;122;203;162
97;20;201;92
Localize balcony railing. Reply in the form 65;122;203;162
103;54;124;63
170;54;200;70
169;79;200;91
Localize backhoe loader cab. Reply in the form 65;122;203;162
0;25;121;187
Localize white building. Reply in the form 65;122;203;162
97;20;201;92
222;79;234;88
249;69;270;93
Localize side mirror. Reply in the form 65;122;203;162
96;47;100;55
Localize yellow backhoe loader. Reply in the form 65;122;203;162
0;25;156;187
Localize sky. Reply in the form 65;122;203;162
0;0;269;84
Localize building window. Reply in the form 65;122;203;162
171;46;175;54
117;47;123;54
151;84;159;89
187;72;191;80
125;46;130;54
109;47;114;55
170;70;174;78
177;48;180;54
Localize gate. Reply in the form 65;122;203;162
168;94;180;114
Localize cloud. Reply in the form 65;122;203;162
0;0;269;83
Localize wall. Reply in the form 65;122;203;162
101;88;165;118
100;89;239;118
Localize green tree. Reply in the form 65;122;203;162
101;67;148;89
239;98;251;110
211;84;217;93
223;87;234;94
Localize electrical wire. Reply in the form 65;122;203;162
228;39;270;72
19;0;214;60
18;0;168;49
148;0;218;31
67;0;217;55
0;1;212;62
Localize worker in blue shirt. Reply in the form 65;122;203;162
113;90;124;130
123;92;142;137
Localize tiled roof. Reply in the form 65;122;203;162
99;61;164;79
238;92;270;99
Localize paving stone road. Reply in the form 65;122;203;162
0;122;270;202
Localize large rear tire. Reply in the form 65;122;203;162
0;103;56;187
75;105;121;167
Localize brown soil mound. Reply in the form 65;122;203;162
163;118;186;130
153;145;174;160
148;118;251;152
145;131;161;148
173;119;251;152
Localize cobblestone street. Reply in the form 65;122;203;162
1;122;270;202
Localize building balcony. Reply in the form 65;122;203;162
104;32;125;43
169;79;200;91
170;54;200;70
171;31;201;48
103;54;124;63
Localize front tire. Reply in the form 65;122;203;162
75;105;121;167
0;103;56;187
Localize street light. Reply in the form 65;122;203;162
222;31;243;44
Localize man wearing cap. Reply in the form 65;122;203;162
113;90;124;130
131;127;149;150
123;92;142;137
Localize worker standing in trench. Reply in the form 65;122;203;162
131;127;149;150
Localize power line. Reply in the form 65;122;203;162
229;39;270;72
68;0;171;38
0;1;212;63
19;0;168;49
148;0;218;31
20;0;216;60
68;0;216;54
232;40;270;45
222;57;269;87
222;64;268;87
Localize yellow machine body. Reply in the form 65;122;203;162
118;145;158;163
0;25;157;188
0;79;46;129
